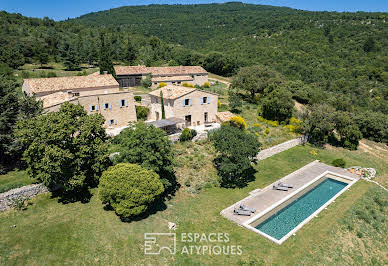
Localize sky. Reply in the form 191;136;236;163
1;0;387;21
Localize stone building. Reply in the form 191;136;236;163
148;85;218;127
22;74;137;128
114;65;209;88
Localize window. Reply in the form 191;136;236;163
155;97;159;104
72;92;80;97
120;99;128;107
178;82;181;85
90;105;98;112
183;99;191;106
108;119;117;126
201;97;210;105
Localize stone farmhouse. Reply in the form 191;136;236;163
114;66;209;88
148;85;218;127
22;74;137;128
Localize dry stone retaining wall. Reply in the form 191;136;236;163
256;136;307;161
0;184;48;211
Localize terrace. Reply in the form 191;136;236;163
221;160;360;243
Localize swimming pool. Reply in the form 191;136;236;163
255;178;347;240
244;171;356;244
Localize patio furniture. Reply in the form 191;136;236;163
273;185;289;191
279;182;294;188
240;204;256;213
233;209;252;216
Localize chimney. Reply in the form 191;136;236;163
103;71;108;75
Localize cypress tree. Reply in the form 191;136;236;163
160;91;165;119
99;33;116;77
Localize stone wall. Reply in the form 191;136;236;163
256;136;307;161
0;184;48;212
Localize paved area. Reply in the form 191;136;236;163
221;160;360;225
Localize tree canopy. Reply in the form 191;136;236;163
99;163;164;219
15;102;110;197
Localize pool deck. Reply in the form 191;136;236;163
220;160;360;227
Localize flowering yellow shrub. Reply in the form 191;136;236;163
228;116;247;130
218;100;221;108
182;82;194;88
264;127;270;135
253;123;261;128
257;116;279;127
158;82;167;88
203;82;210;88
285;117;302;133
309;150;318;156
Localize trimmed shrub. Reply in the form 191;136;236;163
332;158;346;168
134;96;142;102
203;82;210;88
99;163;164;218
227;116;247;130
180;128;197;142
158;82;167;88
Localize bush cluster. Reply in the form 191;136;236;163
332;158;346;168
179;128;197;142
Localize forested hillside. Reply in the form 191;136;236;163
74;2;388;115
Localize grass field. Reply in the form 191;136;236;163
0;171;34;194
1;144;386;265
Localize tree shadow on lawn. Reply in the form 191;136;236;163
119;199;169;223
219;167;257;189
50;188;93;204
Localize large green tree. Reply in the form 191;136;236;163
231;65;283;100
262;87;294;122
210;125;261;188
0;75;19;173
112;122;175;190
99;163;164;219
15;102;110;196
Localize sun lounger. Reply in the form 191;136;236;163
279;182;294;188
233;208;252;216
273;185;288;191
240;204;256;213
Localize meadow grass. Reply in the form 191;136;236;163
0;170;34;193
0;144;386;265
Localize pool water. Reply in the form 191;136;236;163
255;178;348;240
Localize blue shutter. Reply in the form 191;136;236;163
103;104;106;110
114;120;118;125
182;99;185;107
96;105;99;111
189;99;192;106
90;106;92;112
120;100;123;107
108;120;112;125
207;97;210;104
125;100;129;107
109;104;112;110
200;97;203;104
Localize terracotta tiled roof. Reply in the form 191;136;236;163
23;74;119;94
151;75;194;82
115;65;207;76
114;66;149;75
40;91;72;108
216;111;236;122
149;85;196;99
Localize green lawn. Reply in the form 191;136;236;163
1;144;386;265
0;170;34;193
